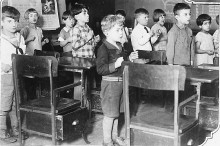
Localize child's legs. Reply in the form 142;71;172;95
9;97;18;129
103;116;114;143
112;118;118;138
1;74;14;130
100;80;123;143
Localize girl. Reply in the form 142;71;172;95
195;14;214;65
20;8;49;55
151;9;167;51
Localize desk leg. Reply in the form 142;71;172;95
195;82;201;120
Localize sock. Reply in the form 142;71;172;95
103;116;114;143
112;118;118;139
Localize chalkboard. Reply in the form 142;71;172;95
115;0;220;33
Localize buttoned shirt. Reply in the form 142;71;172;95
70;23;96;58
166;23;194;65
131;23;152;51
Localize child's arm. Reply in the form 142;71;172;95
96;46;123;76
42;38;49;46
20;27;35;45
195;41;214;55
59;37;72;47
166;30;176;65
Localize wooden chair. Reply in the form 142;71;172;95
12;54;88;145
123;63;199;146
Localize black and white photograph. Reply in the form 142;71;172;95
0;0;220;146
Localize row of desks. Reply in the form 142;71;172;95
58;57;219;119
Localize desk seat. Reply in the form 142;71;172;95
130;110;198;135
21;98;81;114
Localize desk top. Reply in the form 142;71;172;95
198;64;219;70
185;67;219;83
59;57;96;70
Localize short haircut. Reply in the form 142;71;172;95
173;3;190;16
101;14;123;33
2;6;20;21
196;14;211;26
216;15;219;25
153;9;166;22
24;8;39;20
71;3;89;16
115;9;126;17
134;8;149;19
62;10;72;20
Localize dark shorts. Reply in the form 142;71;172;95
100;80;123;118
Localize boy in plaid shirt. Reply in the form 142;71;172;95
71;3;100;58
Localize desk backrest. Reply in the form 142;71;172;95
124;63;186;91
12;54;58;78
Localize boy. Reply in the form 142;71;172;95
71;3;100;58
96;15;138;146
0;6;26;143
58;10;77;57
166;3;194;65
20;8;49;55
131;8;159;63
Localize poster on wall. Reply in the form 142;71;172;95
8;0;60;30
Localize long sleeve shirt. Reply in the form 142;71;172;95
131;24;152;51
96;40;124;77
166;24;194;65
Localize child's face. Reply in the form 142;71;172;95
158;15;166;26
105;24;123;43
75;8;89;23
28;12;38;24
137;13;149;26
1;17;18;33
64;16;75;28
175;9;191;25
200;20;211;32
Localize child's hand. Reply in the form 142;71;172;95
129;51;138;62
115;57;124;68
43;38;49;44
94;35;100;43
207;50;214;55
2;64;12;73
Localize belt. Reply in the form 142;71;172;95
102;76;123;82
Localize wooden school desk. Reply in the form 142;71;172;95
181;67;219;119
58;57;96;114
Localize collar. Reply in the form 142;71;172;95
103;40;122;50
63;27;71;32
1;32;19;40
174;23;186;30
136;23;148;29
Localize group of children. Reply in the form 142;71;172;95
0;2;219;146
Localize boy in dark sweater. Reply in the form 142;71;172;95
96;15;138;146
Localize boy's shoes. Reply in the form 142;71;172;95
10;126;29;140
0;129;17;143
113;137;126;146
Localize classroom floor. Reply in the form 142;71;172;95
0;106;212;146
0;91;215;146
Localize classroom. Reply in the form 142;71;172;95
0;0;219;146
